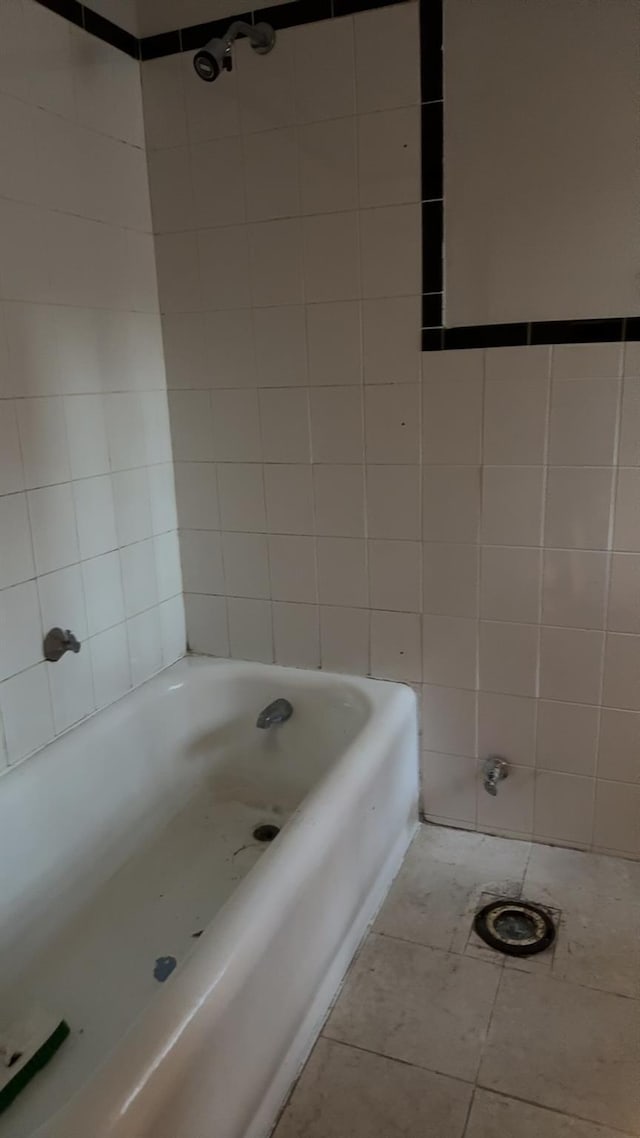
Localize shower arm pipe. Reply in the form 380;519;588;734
222;20;271;54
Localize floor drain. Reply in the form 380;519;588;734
473;899;556;957
253;824;280;843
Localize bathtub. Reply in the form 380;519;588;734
0;656;418;1138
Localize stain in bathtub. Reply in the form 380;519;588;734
232;843;251;858
192;930;204;939
154;956;177;982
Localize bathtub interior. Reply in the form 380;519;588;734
0;659;378;1138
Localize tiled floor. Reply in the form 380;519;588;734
273;824;640;1138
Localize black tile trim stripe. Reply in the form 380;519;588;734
33;0;640;349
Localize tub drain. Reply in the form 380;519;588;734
253;824;280;843
473;899;556;957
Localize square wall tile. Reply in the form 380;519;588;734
480;547;542;624
273;601;320;669
608;554;640;633
0;401;24;494
73;475;118;561
160;312;207;392
423;467;480;543
28;484;79;575
549;378;620;466
82;550;125;637
264;464;313;535
104;392;146;472
422;684;477;757
536;700;599;776
310;386;363;464
207;310;257;389
598;708;640;783
154;532;182;603
0;493;35;588
38;563;87;643
227;597;273;664
362;296;421;385
200;226;251;311
369;540;421;613
302;212;360;303
320;605;369;675
120;540;158;619
357;106;420;207
545;467;614;550
354;2;420;113
618;378;640;465
0;580;42;682
364;384;420;464
253;305;307;388
147;146;193;233
602;633;640;711
534;771;594;846
217;463;266;533
222;531;270;599
298;118;358;215
127;608;163;687
90;624;131;710
249;218;303;307
306;301;361;387
542;549;608;630
483;376;548;465
294;17;355;123
613;468;640;552
422;751;477;824
174;462;219;531
211;389;262;463
112;468;153;547
160;598;186;665
481;467;544;547
180;529;224;595
237;27;297;134
155;231;201;313
0;663;54;764
148;465;179;537
184;593;229;657
423;543;479;618
423;614;477;690
313;464;365;538
485;344;550;383
317;537;367;608
551;341;622;380
244;126;299;222
367;465;421;540
191;136;245;228
260;388;311;463
168;390;213;462
479;621;539;698
594;780;640;855
360;204;421;298
269;534;317;604
477;762;534;836
539;626;604;705
371;609;421;682
423;375;483;464
17;397;70;489
47;648;94;734
478;692;536;767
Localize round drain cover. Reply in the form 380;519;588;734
253;824;280;843
473;899;556;957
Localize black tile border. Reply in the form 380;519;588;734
34;0;640;349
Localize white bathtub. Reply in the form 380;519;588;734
0;657;418;1138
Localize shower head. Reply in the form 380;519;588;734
193;20;275;83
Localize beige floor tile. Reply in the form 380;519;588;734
478;971;640;1131
551;895;640;998
273;1037;472;1138
324;932;501;1082
523;842;640;908
375;826;530;953
465;1089;628;1138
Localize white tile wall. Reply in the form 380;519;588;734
141;2;638;857
0;2;184;777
